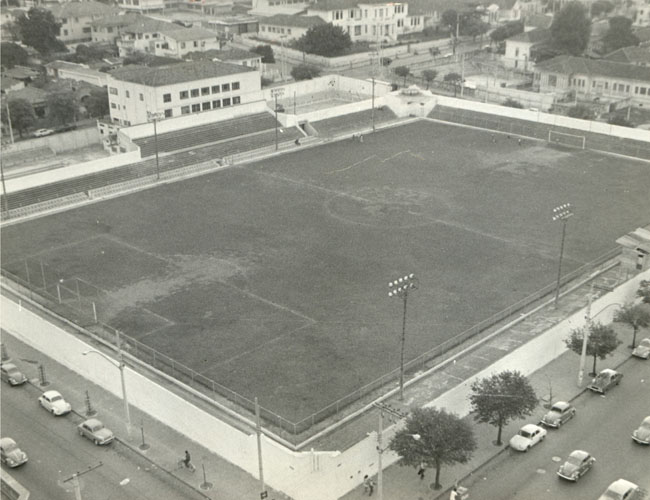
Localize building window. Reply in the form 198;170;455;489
181;106;190;114
109;87;118;95
164;109;173;117
202;101;211;110
335;10;343;19
232;82;240;90
222;83;230;92
641;87;648;95
233;96;241;104
126;90;130;98
212;100;221;108
180;90;189;99
211;85;220;93
163;93;171;102
181;42;186;48
548;75;557;87
191;88;199;97
604;82;608;89
139;93;144;101
201;87;210;95
191;103;201;112
193;41;198;47
261;26;266;31
397;19;403;27
61;18;68;23
83;27;91;33
107;27;113;33
354;25;361;35
111;102;117;108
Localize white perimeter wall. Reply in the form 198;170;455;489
2;269;648;500
3;128;101;154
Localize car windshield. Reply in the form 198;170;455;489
550;405;564;413
640;339;650;348
50;395;62;402
641;420;650;431
2;442;17;452
519;430;533;438
566;455;582;466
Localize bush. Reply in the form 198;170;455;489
607;115;633;127
503;98;523;108
290;64;321;81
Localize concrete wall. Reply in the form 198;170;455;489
261;75;392;103
2;127;101;154
3;268;647;500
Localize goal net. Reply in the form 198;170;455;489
548;130;586;149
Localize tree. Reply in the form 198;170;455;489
638;280;650;304
84;87;109;118
47;91;77;125
567;104;594;120
607;115;633;127
295;23;351;57
421;69;437;90
290;64;321;81
2;99;36;138
463;16;489;41
489;21;524;44
564;322;622;375
252;44;275;63
469;370;538;446
16;7;66;54
591;0;614;18
1;42;29;69
550;1;591;55
601;16;639;54
614;304;650;349
443;72;462;97
441;10;459;33
503;98;523;108
74;43;116;64
393;66;410;87
389;407;476;490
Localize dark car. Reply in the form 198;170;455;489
541;401;576;428
1;363;27;386
588;368;622;394
557;450;595;481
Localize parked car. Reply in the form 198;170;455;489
631;338;650;359
588;368;622;394
78;418;114;445
0;363;27;386
509;424;547;451
597;479;639;500
0;437;28;468
32;128;55;137
557;450;595;481
541;401;576;428
38;390;72;415
631;416;650;445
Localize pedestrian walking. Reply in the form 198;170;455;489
182;450;195;472
518;138;522;146
417;461;426;480
359;134;364;143
363;475;375;496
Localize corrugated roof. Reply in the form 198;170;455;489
535;55;650;83
162;27;217;41
604;47;650;66
109;60;255;86
261;14;326;27
49;1;116;19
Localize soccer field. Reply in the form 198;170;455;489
2;119;649;427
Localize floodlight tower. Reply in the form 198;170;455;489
388;273;418;401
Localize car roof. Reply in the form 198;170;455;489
551;401;570;409
599;368;617;375
639;338;650;345
83;418;102;426
642;416;650;425
568;450;589;460
608;479;638;493
1;363;18;370
521;424;540;432
0;437;17;446
43;390;62;397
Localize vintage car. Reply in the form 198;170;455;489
557;450;595;481
78;419;114;445
0;437;28;468
588;368;622;394
631;338;650;359
38;390;72;415
541;401;576;428
597;479;639;500
0;363;27;386
632;416;650;445
509;424;547;451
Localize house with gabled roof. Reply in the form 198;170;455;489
48;1;117;43
199;48;263;69
258;14;326;41
534;55;650;106
504;27;549;70
603;47;650;67
115;16;176;56
106;60;260;125
157;27;221;58
90;12;147;44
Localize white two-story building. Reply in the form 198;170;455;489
49;1;117;43
106;60;261;125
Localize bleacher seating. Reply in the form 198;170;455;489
133;113;280;157
310;107;397;138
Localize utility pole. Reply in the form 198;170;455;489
62;462;103;500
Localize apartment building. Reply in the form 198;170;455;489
106;60;260;125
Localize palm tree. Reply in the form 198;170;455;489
614;304;650;349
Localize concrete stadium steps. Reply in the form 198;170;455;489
310;107;398;137
2;146;55;167
1;126;304;212
133;112;280;157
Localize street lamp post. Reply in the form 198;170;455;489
83;346;131;436
147;111;164;180
388;273;418;401
552;203;573;307
270;88;284;151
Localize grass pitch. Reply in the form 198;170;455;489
2;120;649;423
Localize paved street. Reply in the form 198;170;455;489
463;355;650;500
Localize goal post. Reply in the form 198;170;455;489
548;130;586;149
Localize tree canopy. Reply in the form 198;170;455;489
601;16;639;54
1;42;29;69
393;66;410;87
564;322;622;375
252;44;275;63
469;370;538;445
443;72;462;96
290;64;321;81
421;69;437;90
590;0;614;18
295;23;351;57
84;87;109;118
2;98;36;137
638;280;650;304
15;8;66;54
47;91;77;125
567;104;595;120
490;21;524;43
389;407;476;490
550;1;591;55
614;304;650;349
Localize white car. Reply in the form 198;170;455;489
632;416;650;445
32;128;55;137
597;479;639;500
38;390;72;415
0;437;28;468
631;338;650;359
509;424;547;451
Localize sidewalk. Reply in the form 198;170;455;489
0;331;281;500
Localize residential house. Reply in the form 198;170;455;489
1;77;25;96
115;17;175;57
250;0;311;17
205;15;260;37
603;47;650;67
503;27;549;70
2;65;40;83
5;86;49;118
258;14;326;42
157;27;221;58
106;60;260;125
534;55;650;106
90;12;146;44
117;0;166;13
630;0;650;27
49;1;117;43
202;48;263;69
45;60;109;87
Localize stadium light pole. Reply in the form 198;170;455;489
552;203;573;308
271;88;284;151
388;273;418;401
147;111;164;180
